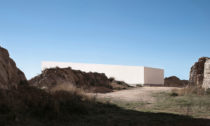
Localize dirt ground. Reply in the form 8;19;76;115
95;87;179;103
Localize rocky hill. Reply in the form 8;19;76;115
164;76;188;87
0;46;26;89
29;67;129;93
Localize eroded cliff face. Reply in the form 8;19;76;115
202;59;210;89
189;57;210;88
189;57;208;86
0;46;26;89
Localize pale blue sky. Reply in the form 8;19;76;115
0;0;210;79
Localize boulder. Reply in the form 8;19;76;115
0;46;26;89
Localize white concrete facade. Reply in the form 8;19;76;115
42;61;164;86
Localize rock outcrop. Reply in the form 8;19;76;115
202;59;210;89
189;57;210;88
164;76;188;87
29;67;129;93
0;46;26;89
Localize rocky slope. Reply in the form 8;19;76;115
164;76;188;87
29;67;129;93
0;46;26;89
189;57;210;88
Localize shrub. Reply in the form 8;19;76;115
109;77;115;82
136;84;143;87
170;92;178;97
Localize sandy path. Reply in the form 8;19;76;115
96;87;178;103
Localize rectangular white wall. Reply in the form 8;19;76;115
42;61;164;86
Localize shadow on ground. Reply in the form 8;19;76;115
0;85;210;126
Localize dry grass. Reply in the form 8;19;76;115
99;87;210;119
50;83;85;95
1;84;210;126
170;86;207;96
153;91;210;118
50;83;94;101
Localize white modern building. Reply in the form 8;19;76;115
42;61;164;86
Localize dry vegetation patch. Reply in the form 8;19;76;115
97;87;210;119
1;85;210;126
